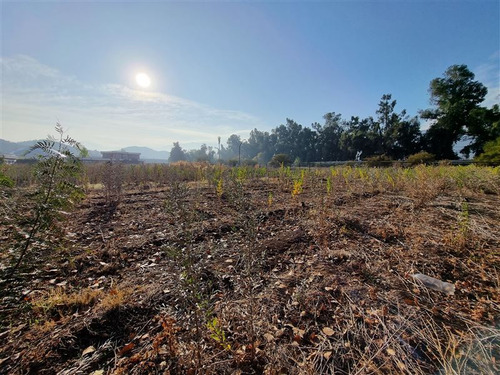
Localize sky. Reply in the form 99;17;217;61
1;0;499;152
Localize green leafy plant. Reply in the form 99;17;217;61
475;137;500;165
0;171;14;188
207;317;231;350
326;176;332;194
292;169;305;196
9;124;87;275
216;176;224;198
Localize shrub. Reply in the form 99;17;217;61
407;151;436;166
475;137;500;165
269;153;292;168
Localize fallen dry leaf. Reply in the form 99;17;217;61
118;342;135;356
82;346;96;356
322;327;335;336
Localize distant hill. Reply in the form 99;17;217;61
0;139;39;156
0;139;102;158
0;139;169;161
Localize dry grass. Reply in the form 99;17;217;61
31;287;103;317
30;286;131;323
1;164;498;374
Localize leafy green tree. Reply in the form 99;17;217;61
461;104;500;158
340;116;382;159
390;117;422;159
298;126;318;162
375;94;422;159
168;142;188;163
420;65;488;159
270;119;318;162
226;134;244;159
273;119;303;159
188;144;214;162
247;128;276;164
313;112;345;161
376;95;399;132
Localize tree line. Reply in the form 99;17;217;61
169;65;499;165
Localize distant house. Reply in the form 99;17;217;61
101;151;141;163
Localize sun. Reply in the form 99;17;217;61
135;72;151;88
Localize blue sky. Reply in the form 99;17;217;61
1;0;499;151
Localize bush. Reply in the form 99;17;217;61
407;151;435;166
364;154;393;167
475;137;500;165
269;154;292;168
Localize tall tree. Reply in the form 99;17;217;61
272;119;303;160
461;104;500;158
340;116;381;159
226;134;243;159
298;127;318;162
188;144;214;162
420;65;487;159
376;94;400;138
313;112;345;161
376;94;422;159
247;128;276;164
168;142;187;163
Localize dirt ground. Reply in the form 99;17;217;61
1;170;499;374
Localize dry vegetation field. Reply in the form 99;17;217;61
1;163;499;374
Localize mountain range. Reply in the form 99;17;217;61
0;139;169;161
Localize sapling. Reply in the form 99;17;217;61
8;124;87;276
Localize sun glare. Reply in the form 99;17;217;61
135;72;151;88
